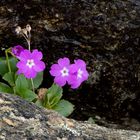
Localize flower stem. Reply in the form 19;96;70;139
31;78;35;92
5;50;11;73
21;32;31;51
27;40;31;51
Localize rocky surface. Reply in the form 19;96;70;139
0;93;140;140
0;0;140;129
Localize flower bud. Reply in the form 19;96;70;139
22;28;28;36
26;24;31;32
12;45;24;59
15;26;21;34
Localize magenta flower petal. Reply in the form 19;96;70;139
74;59;86;68
33;61;46;72
51;64;60;70
12;45;24;58
50;57;71;87
24;68;37;79
69;64;78;73
50;64;61;76
16;61;26;73
16;61;24;69
54;76;67;86
17;69;22;74
17;63;29;74
82;70;89;81
50;58;89;88
58;57;70;67
19;50;31;61
16;49;45;79
31;49;43;60
70;82;81;89
69;59;89;89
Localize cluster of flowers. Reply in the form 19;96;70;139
50;57;89;89
12;45;89;89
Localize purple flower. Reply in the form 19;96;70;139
69;59;89;89
16;49;45;79
12;45;24;59
50;57;71;87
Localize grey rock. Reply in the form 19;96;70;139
0;0;140;127
0;93;140;140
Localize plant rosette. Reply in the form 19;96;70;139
0;25;89;117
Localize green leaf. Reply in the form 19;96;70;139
15;74;37;101
15;75;28;91
15;89;37;102
0;57;9;76
9;57;18;72
3;72;15;86
0;82;13;93
14;73;18;81
52;99;74;117
44;84;63;108
27;72;43;90
0;57;18;76
35;99;43;107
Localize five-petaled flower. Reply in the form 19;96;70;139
12;45;24;59
50;57;71;87
16;49;45;79
69;59;89;89
50;58;89;88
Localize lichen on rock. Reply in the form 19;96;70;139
0;93;140;140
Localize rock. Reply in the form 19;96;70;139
0;0;140;126
0;93;140;140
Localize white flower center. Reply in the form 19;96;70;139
61;67;69;77
77;69;83;78
26;59;35;68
